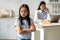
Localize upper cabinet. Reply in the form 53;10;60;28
50;0;58;2
45;0;60;15
46;0;60;2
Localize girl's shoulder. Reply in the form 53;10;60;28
14;18;21;26
15;18;20;22
16;18;19;20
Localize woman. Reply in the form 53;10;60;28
34;1;50;23
15;4;36;40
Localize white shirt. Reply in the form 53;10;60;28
34;10;51;22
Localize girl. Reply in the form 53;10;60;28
34;1;51;23
15;4;36;40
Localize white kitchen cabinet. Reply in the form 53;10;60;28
0;18;17;39
44;0;60;15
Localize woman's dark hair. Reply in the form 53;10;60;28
37;1;46;10
18;4;31;26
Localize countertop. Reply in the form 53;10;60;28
35;23;60;28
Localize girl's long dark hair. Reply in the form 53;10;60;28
19;4;31;26
37;1;46;10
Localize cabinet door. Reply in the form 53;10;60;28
0;18;17;39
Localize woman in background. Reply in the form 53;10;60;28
15;4;36;40
34;1;50;23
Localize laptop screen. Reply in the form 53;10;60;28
50;15;60;23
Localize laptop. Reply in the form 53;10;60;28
50;14;60;23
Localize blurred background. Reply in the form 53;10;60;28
0;0;60;40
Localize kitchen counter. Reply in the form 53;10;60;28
35;23;60;28
32;23;60;40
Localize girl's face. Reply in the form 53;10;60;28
40;4;46;11
20;7;28;18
